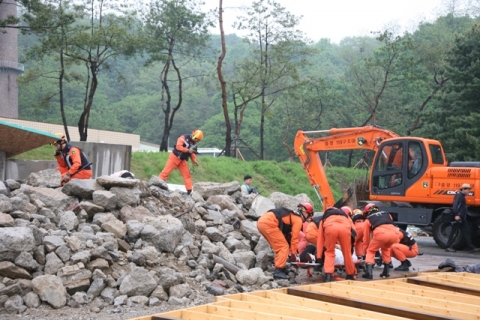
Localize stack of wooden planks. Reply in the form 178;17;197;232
130;272;480;320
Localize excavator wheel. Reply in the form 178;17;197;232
432;216;466;249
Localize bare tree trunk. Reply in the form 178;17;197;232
260;96;266;159
159;40;174;152
59;49;70;141
78;61;97;141
217;0;231;156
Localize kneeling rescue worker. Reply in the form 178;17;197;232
316;206;356;282
159;129;203;195
257;203;313;280
52;135;92;185
362;203;402;279
391;228;418;271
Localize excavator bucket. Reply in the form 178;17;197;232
333;178;369;209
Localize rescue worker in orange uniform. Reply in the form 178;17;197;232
53;136;92;185
297;203;314;257
391;228;418;271
159;130;203;195
351;209;366;258
257;203;313;280
316;207;356;282
362;203;402;279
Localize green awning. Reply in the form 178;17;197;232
0;119;59;157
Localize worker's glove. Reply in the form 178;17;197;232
54;150;62;157
188;147;196;154
289;253;299;262
192;160;199;166
61;173;71;184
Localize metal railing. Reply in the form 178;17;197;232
0;60;24;73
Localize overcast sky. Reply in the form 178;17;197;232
201;0;445;43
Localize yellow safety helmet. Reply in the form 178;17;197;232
51;134;66;146
191;129;203;142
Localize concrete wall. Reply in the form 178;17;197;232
3;142;131;181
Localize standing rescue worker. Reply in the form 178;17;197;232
257;203;313;280
316;207;356;282
391;228;418;271
445;183;475;253
362;203;402;279
53;136;92;185
159;130;203;195
351;209;366;258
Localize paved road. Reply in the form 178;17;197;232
410;236;480;272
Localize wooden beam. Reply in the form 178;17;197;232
213;300;364;319
424;273;480;285
178;310;233;320
316;282;480;315
229;291;407;319
407;277;480;297
351;279;479;305
205;304;310;320
288;288;454;320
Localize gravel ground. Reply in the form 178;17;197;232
2;236;479;320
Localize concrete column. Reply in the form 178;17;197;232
0;0;23;119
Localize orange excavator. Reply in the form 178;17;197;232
294;126;480;249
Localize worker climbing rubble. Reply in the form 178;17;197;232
159;129;203;195
52;135;92;185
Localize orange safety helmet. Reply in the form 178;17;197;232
191;129;203;142
298;202;314;215
363;203;380;216
340;206;353;217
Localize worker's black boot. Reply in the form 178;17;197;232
394;260;410;271
362;264;373;279
345;274;355;280
380;263;390;278
438;258;457;270
323;273;333;282
273;268;290;280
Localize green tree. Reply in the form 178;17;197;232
432;24;480;160
343;31;419;127
22;0;77;140
234;0;316;159
22;0;141;141
143;0;212;151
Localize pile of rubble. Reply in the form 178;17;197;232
0;169;312;314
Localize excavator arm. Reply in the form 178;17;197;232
293;126;400;209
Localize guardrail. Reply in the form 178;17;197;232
0;60;24;73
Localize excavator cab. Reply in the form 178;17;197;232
371;138;429;196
